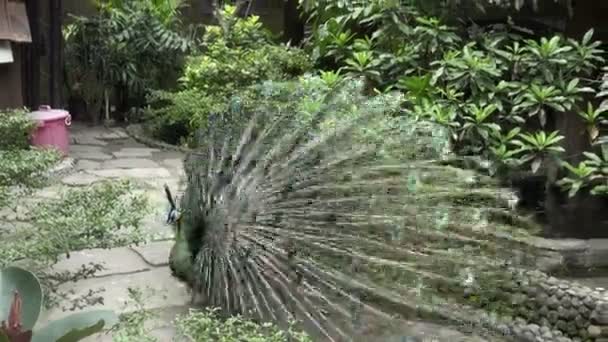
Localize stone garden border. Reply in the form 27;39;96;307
125;124;192;153
490;268;608;342
515;235;608;275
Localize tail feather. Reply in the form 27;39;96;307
170;84;532;341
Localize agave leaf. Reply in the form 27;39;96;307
55;320;105;342
0;267;43;330
588;125;599;141
568;182;581;198
539;108;546;127
531;157;543;174
31;311;118;342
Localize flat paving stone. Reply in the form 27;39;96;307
62;173;103;186
101;158;160;169
50;247;151;277
75;136;108;146
131;241;173;267
140;214;175;241
99;130;129;140
113;147;160;158
588;239;608;268
0;221;33;235
70;145;105;153
69;145;114;161
87;168;172;179
75;160;102;170
37;267;190;325
71;151;114;161
0;207;16;221
32;185;63;199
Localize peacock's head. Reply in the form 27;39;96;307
164;184;181;225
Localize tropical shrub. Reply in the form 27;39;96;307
301;0;608;201
0;109;36;150
145;5;312;145
0;109;61;207
63;0;195;122
0;149;59;206
1;180;149;268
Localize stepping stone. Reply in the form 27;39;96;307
0;207;16;221
71;151;113;161
88;168;172;179
62;173;103;186
73;136;108;146
588;239;608;268
37;267;191;325
131;241;174;267
50;247;151;278
70;145;105;153
101;158;160;169
69;145;113;161
99;130;129;140
76;160;102;170
113;148;160;158
140;214;174;241
0;221;33;235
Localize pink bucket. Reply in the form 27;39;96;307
28;105;72;157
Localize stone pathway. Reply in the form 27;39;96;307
35;123;190;340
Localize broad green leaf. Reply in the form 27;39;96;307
588;126;599;141
568;183;581;198
531;157;543;174
32;310;118;342
56;320;105;342
0;266;43;330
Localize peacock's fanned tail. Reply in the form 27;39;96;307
170;86;535;341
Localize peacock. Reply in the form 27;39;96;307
165;77;539;341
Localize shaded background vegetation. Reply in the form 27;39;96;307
57;0;608;240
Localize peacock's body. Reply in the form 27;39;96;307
166;77;536;341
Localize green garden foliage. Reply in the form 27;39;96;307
300;0;608;197
64;0;195;121
145;5;312;145
0;109;60;207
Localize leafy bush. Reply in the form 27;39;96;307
0;108;36;150
301;1;608;199
0;149;60;207
144;89;215;145
64;0;195;121
175;308;311;342
145;5;312;144
0;180;149;268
